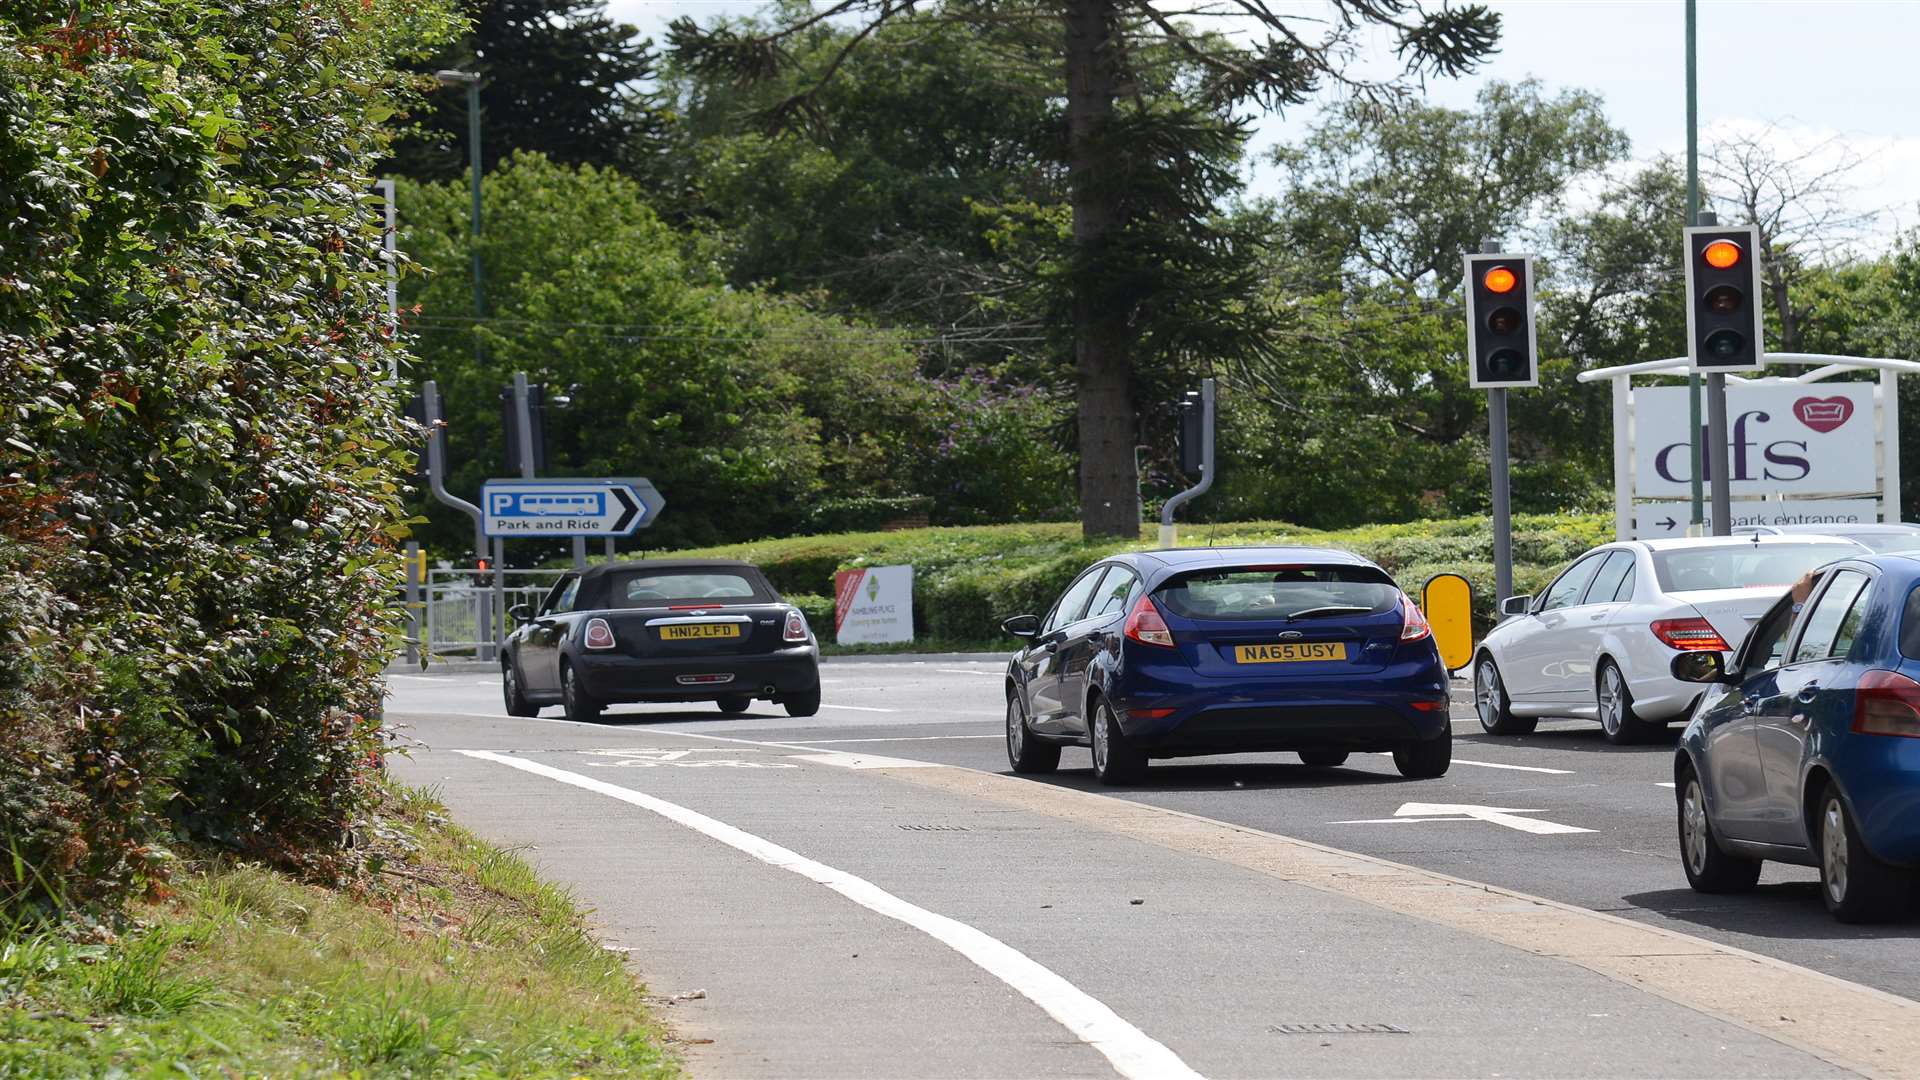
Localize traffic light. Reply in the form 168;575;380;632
1177;390;1203;475
474;556;493;587
1462;253;1538;389
1684;224;1765;372
499;382;549;475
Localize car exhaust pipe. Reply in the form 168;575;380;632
762;684;777;696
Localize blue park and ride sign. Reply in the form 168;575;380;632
481;478;664;537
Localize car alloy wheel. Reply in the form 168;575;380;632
1091;705;1110;772
1821;796;1850;908
1598;666;1624;738
1682;779;1711;877
1475;662;1501;729
1008;697;1025;757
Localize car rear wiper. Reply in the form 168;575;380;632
1283;605;1374;620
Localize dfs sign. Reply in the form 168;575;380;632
1634;384;1876;498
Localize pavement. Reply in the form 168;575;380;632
385;658;1920;1079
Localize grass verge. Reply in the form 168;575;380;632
0;784;679;1078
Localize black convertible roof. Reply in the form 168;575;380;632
572;559;773;609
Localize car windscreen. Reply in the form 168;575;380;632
607;570;768;607
1154;565;1397;621
1650;544;1860;593
1853;533;1920;553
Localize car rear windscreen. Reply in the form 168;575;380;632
1854;533;1920;553
1154;566;1398;621
1650;544;1859;592
609;570;767;607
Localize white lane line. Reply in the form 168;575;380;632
935;668;1002;677
820;703;897;714
1365;752;1571;775
788;752;945;770
453;750;1203;1080
783;735;1004;744
1656;781;1676;789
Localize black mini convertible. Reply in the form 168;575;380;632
500;559;821;721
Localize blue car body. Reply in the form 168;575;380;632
1004;547;1450;764
1679;553;1920;870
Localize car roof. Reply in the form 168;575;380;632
577;558;761;582
1767;522;1920;535
1127;545;1374;570
1635;535;1868;551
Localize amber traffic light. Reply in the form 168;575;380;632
1684;225;1764;372
1463;254;1537;389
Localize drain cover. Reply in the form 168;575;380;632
896;824;970;832
1270;1023;1408;1036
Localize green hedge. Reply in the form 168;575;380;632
672;515;1608;649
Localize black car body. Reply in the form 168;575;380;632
501;559;820;721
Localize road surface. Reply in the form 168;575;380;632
386;657;1920;1078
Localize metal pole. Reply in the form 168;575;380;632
467;80;484;322
1883;366;1902;523
604;536;616;561
421;380;492;659
1685;0;1703;529
573;537;588;571
1489;387;1514;606
404;540;421;667
1158;377;1216;547
512;372;535;480
1707;372;1732;534
491;536;505;659
375;179;398;383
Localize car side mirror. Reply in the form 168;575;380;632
508;603;533;623
1670;651;1730;684
1500;595;1533;617
1001;614;1041;639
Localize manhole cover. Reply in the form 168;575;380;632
1270;1023;1408;1036
896;824;970;832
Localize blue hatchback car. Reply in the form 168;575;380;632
1671;553;1920;922
1000;547;1452;785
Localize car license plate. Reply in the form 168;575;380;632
661;623;740;640
1234;642;1347;663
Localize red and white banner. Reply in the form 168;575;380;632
832;565;914;644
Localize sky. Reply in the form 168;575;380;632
607;0;1920;245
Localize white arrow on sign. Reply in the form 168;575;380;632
1332;802;1594;836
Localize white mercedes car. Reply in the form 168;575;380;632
1471;535;1866;744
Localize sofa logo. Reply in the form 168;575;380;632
1794;396;1854;434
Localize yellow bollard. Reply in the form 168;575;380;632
1421;573;1474;673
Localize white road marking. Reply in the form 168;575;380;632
819;703;896;713
935;668;1001;677
453;750;1204;1080
788;752;945;770
577;748;799;769
1333;802;1595;836
1366;752;1572;775
782;735;1004;744
1656;781;1677;789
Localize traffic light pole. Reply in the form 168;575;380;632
1158;377;1215;548
1707;371;1732;534
422;379;493;659
1685;0;1704;529
1489;387;1514;608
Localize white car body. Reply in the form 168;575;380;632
1733;521;1920;554
1476;536;1867;728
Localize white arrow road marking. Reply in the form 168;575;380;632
1364;753;1572;775
454;750;1203;1080
577;748;799;769
1333;802;1595;836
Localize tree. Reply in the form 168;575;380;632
1705;127;1880;354
671;0;1500;538
390;0;671;182
1273;79;1627;294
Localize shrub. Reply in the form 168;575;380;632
0;0;456;911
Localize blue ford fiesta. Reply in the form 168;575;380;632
1000;547;1452;785
1671;552;1920;922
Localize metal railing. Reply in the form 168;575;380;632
405;567;567;664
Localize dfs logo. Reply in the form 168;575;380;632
1652;396;1855;484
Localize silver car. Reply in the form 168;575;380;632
1472;536;1866;744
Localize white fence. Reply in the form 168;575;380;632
403;568;567;664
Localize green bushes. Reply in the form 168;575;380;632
0;1;455;912
669;514;1609;648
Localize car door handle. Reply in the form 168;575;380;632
1587;612;1608;622
1795;683;1821;704
1741;695;1762;715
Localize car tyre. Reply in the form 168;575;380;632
783;686;821;718
1089;698;1147;785
502;659;540;718
716;693;754;715
1392;732;1451;779
1597;660;1660;745
1006;693;1060;774
1819;782;1913;924
1474;656;1536;735
1677;766;1761;893
560;661;602;723
1298;750;1349;768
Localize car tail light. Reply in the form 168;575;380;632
1398;591;1432;641
1123;595;1175;648
1650;617;1728;651
783;609;810;643
584;617;616;650
1853;669;1920;738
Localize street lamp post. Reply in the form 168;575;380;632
434;69;483;322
